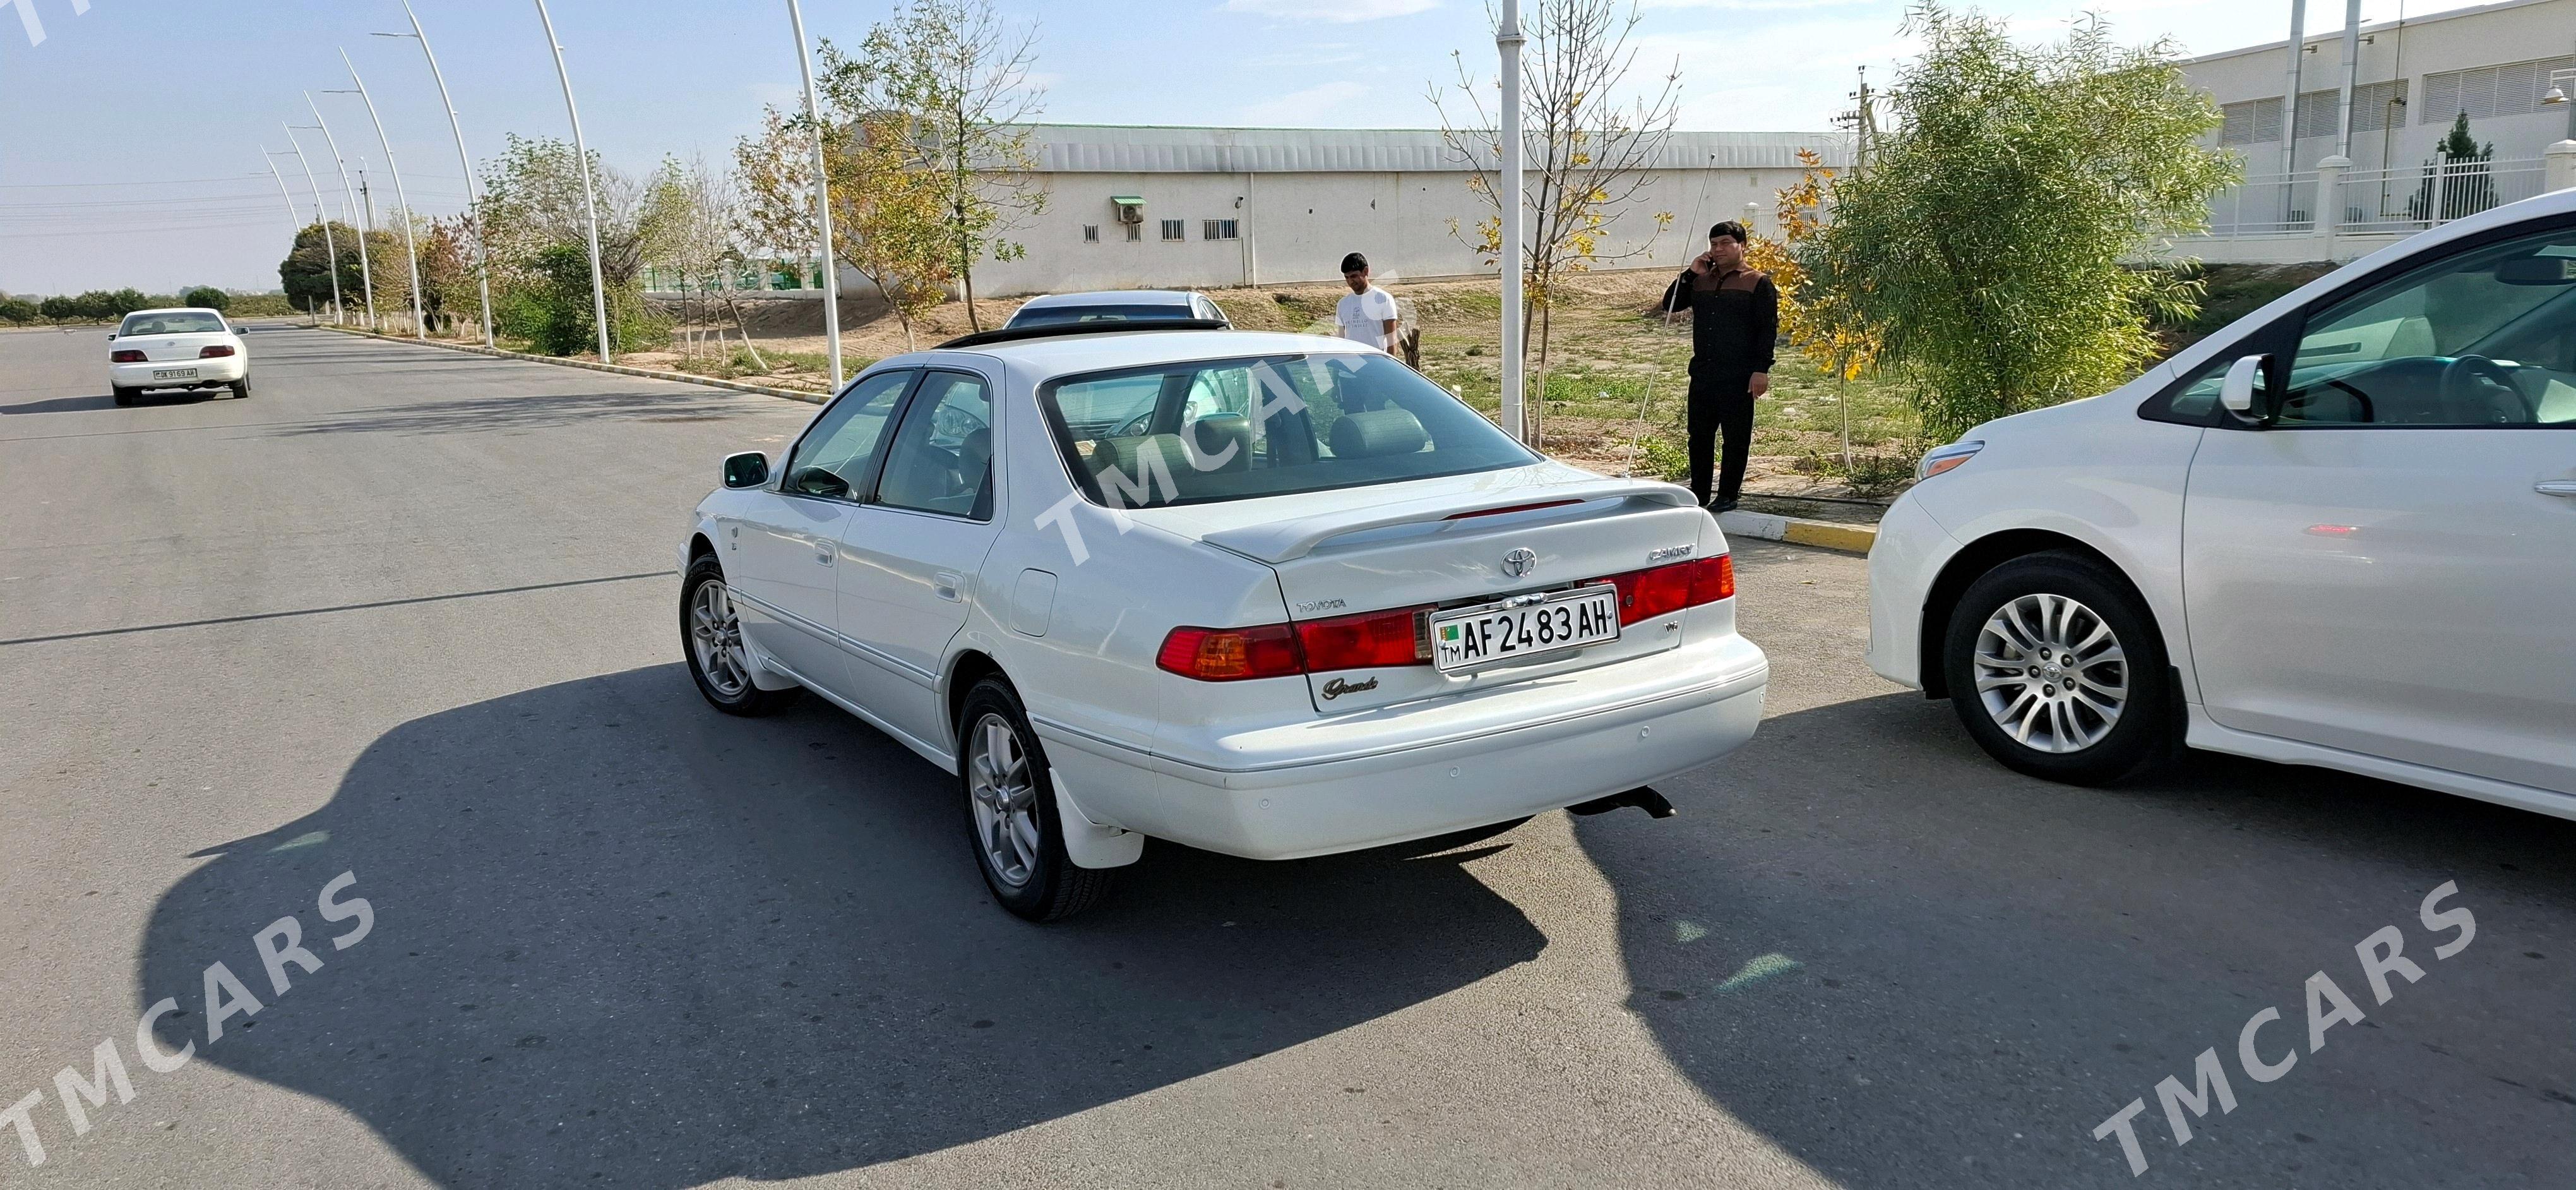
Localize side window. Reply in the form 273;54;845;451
782;370;914;500
875;371;995;520
2279;223;2576;427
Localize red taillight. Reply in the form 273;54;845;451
111;349;146;363
198;344;236;358
1609;554;1734;625
1156;623;1303;681
1297;604;1429;672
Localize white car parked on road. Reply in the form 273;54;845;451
680;325;1770;919
1003;289;1230;329
108;307;249;404
1868;189;2576;818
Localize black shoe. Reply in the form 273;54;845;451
1710;496;1741;514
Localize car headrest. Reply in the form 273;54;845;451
1185;414;1252;472
1088;433;1190;484
1328;407;1428;459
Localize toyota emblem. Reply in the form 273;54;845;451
1501;547;1538;578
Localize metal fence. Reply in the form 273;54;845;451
2205;171;2318;237
2330;158;2546;234
2200;157;2548;239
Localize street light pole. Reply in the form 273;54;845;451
259;150;301;239
282;126;346;325
377;1;493;347
333;50;426;340
532;0;615;364
1497;0;1527;443
785;0;843;390
307;91;379;330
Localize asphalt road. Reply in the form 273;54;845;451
1;325;2568;1189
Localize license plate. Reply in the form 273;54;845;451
1431;584;1619;672
153;368;197;381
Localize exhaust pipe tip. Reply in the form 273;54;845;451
1566;785;1677;820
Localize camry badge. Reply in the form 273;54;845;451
1501;547;1537;578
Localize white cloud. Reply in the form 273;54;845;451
1237;80;1374;126
1222;0;1438;23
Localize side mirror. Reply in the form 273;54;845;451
722;452;770;490
2219;354;2268;416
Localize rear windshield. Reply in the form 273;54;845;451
1010;303;1197;328
1038;352;1540;508
120;311;225;335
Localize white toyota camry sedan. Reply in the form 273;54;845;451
679;325;1770;919
1869;188;2575;817
108;307;249;404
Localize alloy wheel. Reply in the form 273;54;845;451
1971;592;2128;754
688;579;752;698
967;712;1041;888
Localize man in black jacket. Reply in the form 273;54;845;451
1660;221;1777;512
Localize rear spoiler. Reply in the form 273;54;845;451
1202;478;1698;563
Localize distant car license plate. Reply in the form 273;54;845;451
153;368;197;381
1431;584;1619;672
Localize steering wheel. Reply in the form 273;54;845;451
2438;354;2534;424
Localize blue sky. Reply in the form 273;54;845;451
0;0;2486;294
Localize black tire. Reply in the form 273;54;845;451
230;379;251;399
111;387;134;407
1941;551;2172;786
957;676;1117;922
679;555;799;716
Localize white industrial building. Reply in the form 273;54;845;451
664;123;1851;299
2178;0;2576;261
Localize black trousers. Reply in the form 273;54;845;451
1686;371;1755;505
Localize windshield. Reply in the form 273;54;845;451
1039;352;1539;508
120;311;225;336
1010;303;1198;328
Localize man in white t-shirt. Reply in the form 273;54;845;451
1335;252;1400;352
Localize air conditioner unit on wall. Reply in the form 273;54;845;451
1111;195;1145;225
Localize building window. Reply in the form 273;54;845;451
2294;88;2343;140
2423;56;2576;123
1083;224;1099;243
1202;219;1238;241
1126;222;1142;242
1160;219;1185;241
2220;97;2283;147
2349;80;2408;134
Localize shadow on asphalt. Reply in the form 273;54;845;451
138;664;1543;1186
249;390;753;438
0;395;121;414
1575;691;2576;1188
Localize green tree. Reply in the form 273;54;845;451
180;285;230;311
279;222;365;315
39;296;78;323
819;0;1046;332
1806;5;2238;437
0;296;37;325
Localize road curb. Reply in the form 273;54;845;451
314;325;831;404
1717;508;1876;556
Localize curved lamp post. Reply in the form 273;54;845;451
304;92;378;329
331;49;426;340
280;126;346;325
531;0;614;363
375;1;494;347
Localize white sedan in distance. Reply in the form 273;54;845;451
679;323;1770;919
1003;289;1230;329
1869;189;2576;819
108;307;249;404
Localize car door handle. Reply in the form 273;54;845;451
814;542;833;565
2537;481;2576;498
933;571;964;602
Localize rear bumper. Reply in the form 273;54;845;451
1037;632;1769;860
112;358;246;388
